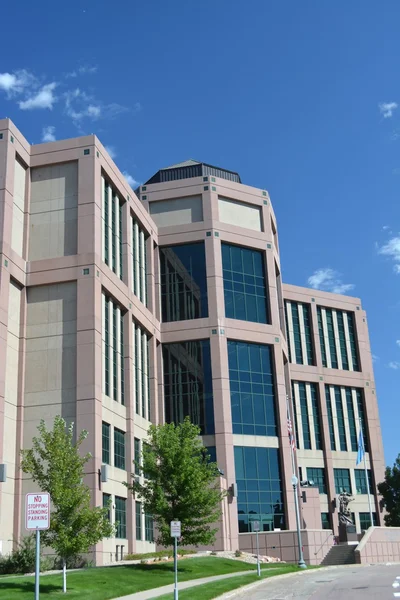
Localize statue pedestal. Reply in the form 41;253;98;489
339;522;358;543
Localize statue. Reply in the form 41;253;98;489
338;491;354;526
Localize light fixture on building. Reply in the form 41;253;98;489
100;464;108;483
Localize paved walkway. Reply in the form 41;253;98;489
113;569;266;600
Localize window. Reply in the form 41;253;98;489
357;390;369;452
115;496;127;538
160;242;208;322
114;428;126;470
145;514;154;542
102;294;125;403
205;446;217;464
228;341;277;437
132;216;148;306
102;177;123;280
102;422;110;464
307;468;327;494
321;513;331;530
359;512;377;530
234;446;284;533
355;470;372;494
163;340;214;435
334;469;351;494
133;322;151;420
334;387;347;451
325;385;366;453
103;493;111;522
345;388;358;451
292;382;321;450
222;243;269;324
134;438;141;474
325;389;336;451
317;307;359;371
310;385;322;450
285;301;314;365
136;501;142;540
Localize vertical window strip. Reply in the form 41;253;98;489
310;384;322;450
104;296;110;397
102;422;110;464
119;202;123;280
347;312;359;371
334;387;347;451
142;331;147;418
284;302;293;362
325;387;336;450
104;181;109;265
336;311;349;370
103;293;124;403
317;308;327;367
111;194;117;273
299;383;311;449
136;501;142;540
325;309;338;368
145;514;154;542
134;323;139;414
302;303;314;365
345;388;357;451
114;428;126;470
113;304;118;400
356;390;368;452
115;497;127;539
120;312;125;405
292;383;300;448
134;438;141;473
132;216;148;306
147;337;151;421
291;303;303;364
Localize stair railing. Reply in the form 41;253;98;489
314;532;335;556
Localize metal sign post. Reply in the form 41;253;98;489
170;520;181;600
26;493;50;600
252;520;261;576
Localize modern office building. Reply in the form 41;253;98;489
0;119;385;564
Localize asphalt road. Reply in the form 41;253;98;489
229;564;400;600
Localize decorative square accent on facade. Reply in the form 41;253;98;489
206;231;212;237
266;243;272;249
83;268;90;275
96;151;99;158
366;382;370;387
275;337;279;342
312;298;315;302
263;200;268;205
142;195;147;200
10;136;14;143
204;186;209;191
262;191;267;196
372;390;375;394
363;318;365;322
319;376;323;381
356;306;360;310
129;303;132;309
84;149;90;155
142;186;147;191
211;177;216;182
4;259;8;267
96;270;100;277
212;329;217;334
212;186;216;191
214;232;219;237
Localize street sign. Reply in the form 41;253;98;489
170;520;181;538
252;520;260;532
26;493;50;531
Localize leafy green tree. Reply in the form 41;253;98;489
377;453;400;526
20;416;114;592
126;417;225;547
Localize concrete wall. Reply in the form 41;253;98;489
218;196;262;232
11;159;26;257
355;527;400;564
149;195;203;227
29;162;78;260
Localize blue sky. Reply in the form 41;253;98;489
1;1;400;466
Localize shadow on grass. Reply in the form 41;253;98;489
0;580;62;595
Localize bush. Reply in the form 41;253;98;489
0;535;37;575
124;549;196;561
234;549;242;557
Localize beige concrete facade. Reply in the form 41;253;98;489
0;119;385;563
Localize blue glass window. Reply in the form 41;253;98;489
307;468;327;494
222;243;269;324
325;388;336;451
234;446;285;533
355;470;372;494
359;512;377;530
115;497;127;538
334;468;351;494
160;242;208;322
334;387;347;451
163;340;214;435
228;341;277;437
321;513;331;529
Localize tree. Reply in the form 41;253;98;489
126;418;226;547
378;454;400;526
20;416;114;592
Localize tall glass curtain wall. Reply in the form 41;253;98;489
317;307;359;371
132;321;151;421
222;243;269;323
102;293;125;404
131;216;148;306
162;340;214;434
285;301;314;365
234;446;285;532
291;382;322;450
325;386;368;452
228;341;277;436
160;242;208;322
101;176;123;280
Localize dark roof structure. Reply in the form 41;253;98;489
145;159;241;185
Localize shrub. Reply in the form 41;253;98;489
234;549;242;557
0;535;36;575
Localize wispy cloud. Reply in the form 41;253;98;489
64;88;127;126
307;268;355;294
42;126;56;142
105;145;117;159
396;340;400;348
372;354;379;363
377;236;400;273
19;82;57;110
388;361;400;370
379;102;398;118
66;65;98;78
0;69;36;96
123;171;139;188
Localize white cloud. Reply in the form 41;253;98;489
87;105;101;118
19;82;57;110
396;340;400;347
105;146;117;159
123;171;138;188
388;361;400;370
379;102;398;118
377;236;400;273
66;65;98;78
42;126;56;142
372;354;379;363
0;69;36;96
307;268;355;294
64;89;126;124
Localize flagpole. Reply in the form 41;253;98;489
359;418;374;528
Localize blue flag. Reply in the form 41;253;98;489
356;429;365;465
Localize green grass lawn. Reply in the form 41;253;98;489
0;557;291;600
156;564;300;600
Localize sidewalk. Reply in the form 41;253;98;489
112;569;263;600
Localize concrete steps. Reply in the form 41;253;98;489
321;544;357;566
